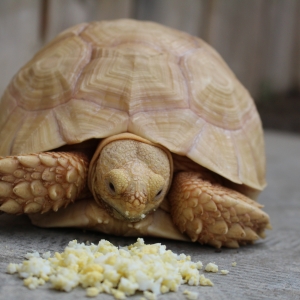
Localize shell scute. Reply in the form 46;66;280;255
54;99;128;144
129;109;206;155
11;36;91;111
183;47;253;130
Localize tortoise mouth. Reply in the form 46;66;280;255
111;206;147;222
94;192;153;222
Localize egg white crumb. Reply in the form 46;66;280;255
25;251;40;259
6;263;19;274
232;262;237;267
6;238;221;299
220;270;229;275
205;262;218;273
183;289;199;300
42;251;51;259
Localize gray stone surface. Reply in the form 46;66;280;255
0;130;299;300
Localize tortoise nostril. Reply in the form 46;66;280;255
109;182;115;193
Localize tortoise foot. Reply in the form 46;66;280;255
0;152;88;214
168;172;271;248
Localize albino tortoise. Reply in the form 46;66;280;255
0;19;270;248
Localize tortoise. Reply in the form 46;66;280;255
0;19;270;248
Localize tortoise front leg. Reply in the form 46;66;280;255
0;152;88;214
168;172;271;248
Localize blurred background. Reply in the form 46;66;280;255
0;0;299;133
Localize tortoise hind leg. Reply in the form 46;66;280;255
0;152;88;214
168;171;271;248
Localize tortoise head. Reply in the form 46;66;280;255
88;133;173;222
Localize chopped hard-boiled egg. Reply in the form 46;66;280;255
183;289;199;299
6;238;227;299
205;262;219;273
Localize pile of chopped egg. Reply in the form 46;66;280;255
7;238;229;299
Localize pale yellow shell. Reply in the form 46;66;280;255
0;19;265;191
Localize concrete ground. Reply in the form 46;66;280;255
0;130;299;300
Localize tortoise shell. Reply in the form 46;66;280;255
0;19;265;192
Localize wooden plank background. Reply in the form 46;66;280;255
0;0;299;100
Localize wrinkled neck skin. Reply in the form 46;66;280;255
89;133;173;222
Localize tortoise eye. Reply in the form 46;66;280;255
155;189;163;197
109;182;115;193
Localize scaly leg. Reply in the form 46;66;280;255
168;172;271;248
0;152;88;214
